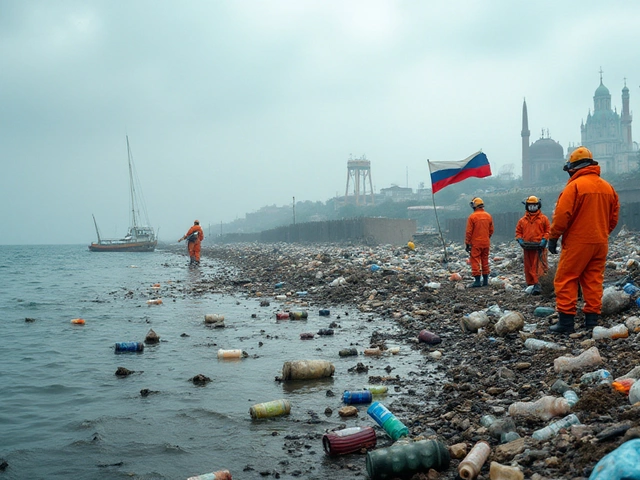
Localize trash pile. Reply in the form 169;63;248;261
187;228;640;479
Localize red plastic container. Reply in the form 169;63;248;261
323;426;377;456
276;312;289;320
418;330;442;344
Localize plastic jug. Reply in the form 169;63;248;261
365;439;450;480
592;324;629;340
322;426;376;456
508;396;569;421
554;346;602;373
281;360;335;380
588;438;640;479
489;461;524;480
532;413;581;441
458;441;491;479
249;399;291;419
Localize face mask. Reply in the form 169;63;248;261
527;204;539;212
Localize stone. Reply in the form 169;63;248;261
449;442;467;459
494;437;526;463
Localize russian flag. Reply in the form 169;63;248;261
428;151;491;194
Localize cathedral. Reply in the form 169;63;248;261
521;72;638;186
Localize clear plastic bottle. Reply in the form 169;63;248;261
458;441;491;479
580;369;612;385
524;338;563;350
563;390;579;407
532;413;581;441
480;415;517;443
553;346;602;373
460;311;490;333
217;349;244;359
489;461;524;480
508;396;569;421
592;324;629;340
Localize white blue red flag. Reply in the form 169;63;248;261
428;151;491;194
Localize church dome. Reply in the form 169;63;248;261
595;82;610;97
529;137;564;160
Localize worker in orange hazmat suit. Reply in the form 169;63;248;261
548;147;619;334
179;219;204;266
515;195;550;295
465;197;494;287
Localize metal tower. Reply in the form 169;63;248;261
344;155;374;206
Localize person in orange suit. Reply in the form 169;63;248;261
178;219;204;266
548;147;619;334
515;195;550;295
465;197;494;287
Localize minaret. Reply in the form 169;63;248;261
621;78;632;147
521;99;531;186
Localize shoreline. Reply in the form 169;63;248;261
174;234;640;479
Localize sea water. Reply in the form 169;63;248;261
0;245;435;479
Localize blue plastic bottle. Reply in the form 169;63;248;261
342;390;373;405
589;438;640;479
367;401;409;440
623;283;640;295
115;341;144;352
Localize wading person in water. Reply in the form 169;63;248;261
178;220;204;266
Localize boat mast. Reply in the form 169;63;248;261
126;135;138;232
92;214;102;242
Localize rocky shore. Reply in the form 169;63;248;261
182;228;640;479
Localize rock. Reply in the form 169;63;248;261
338;406;358;417
449;442;467;459
115;367;134;376
494;437;526;463
144;328;160;344
190;374;212;385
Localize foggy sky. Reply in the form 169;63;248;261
1;0;639;245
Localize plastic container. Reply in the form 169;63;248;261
588;438;640;480
480;415;517;442
115;342;144;353
146;298;163;305
319;309;331;316
317;328;334;336
366;385;388;394
322;426;376;456
418;330;442;344
187;470;232;480
623;283;640;295
204;314;225;324
342;390;373;405
580;369;612;385
524;338;563;350
281;360;335;380
367;401;409;441
612;378;635;395
365;439;450;480
275;312;289;320
601;287;631;315
249;399;291;419
553;346;602;373
289;311;308;320
364;347;382;356
592;324;629;340
508;396;569;421
625;316;640;333
339;347;358;357
533;306;556;317
563;390;579;407
275;294;287;301
494;311;525;336
458;441;491;479
217;349;243;359
532;413;581;441
489;461;524;480
70;318;85;325
460;311;490;333
629;380;640;404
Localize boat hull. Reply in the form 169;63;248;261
88;241;157;252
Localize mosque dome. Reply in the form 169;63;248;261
595;82;610;97
529;137;564;160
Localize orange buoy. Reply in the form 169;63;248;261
147;298;163;305
71;318;85;325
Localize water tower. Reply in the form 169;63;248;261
344;155;374;206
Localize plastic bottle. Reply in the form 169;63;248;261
532;413;581;441
296;291;308;297
553;346;603;373
217;349;243;359
281;360;335;380
508;396;569;421
146;298;163;305
460;311;490;333
322;426;377;456
588;438;640;480
563;390;579;407
524;338;563;350
275;294;287;301
623;283;640;295
342;390;373;405
319;309;331;316
458;441;491;479
480;415;518;443
70;318;85;325
601;287;631;315
289;311;308;320
365;439;450;480
249;399;291;419
629;381;640;404
339;347;358;357
367;401;410;441
204;314;225;324
364;347;382;356
533;306;556;317
366;385;388;394
418;330;442;344
580;369;612;385
494;312;525;336
115;342;144;353
187;470;232;480
489;461;524;480
592;324;629;340
275;311;289;320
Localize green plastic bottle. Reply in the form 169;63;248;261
366;439;450;480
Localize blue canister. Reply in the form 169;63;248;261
367;401;393;426
115;341;144;353
370;265;381;272
319;309;331;316
623;283;640;295
343;390;373;405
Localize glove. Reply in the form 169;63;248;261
517;238;525;248
548;238;558;254
465;244;471;253
540;238;548;249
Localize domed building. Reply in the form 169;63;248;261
574;71;638;174
521;100;565;186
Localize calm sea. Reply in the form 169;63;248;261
0;245;432;480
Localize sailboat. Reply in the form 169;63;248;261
89;136;158;252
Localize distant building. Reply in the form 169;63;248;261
521;99;565;186
572;71;638;174
380;185;413;200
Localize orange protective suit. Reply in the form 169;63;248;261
515;210;550;285
465;207;494;277
184;225;204;263
550;165;619;315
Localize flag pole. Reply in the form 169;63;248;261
427;159;449;264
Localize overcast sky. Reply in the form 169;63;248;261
1;0;639;245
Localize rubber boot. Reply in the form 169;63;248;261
584;313;599;329
532;284;541;296
471;276;482;288
548;312;575;334
482;274;489;287
189;256;196;265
